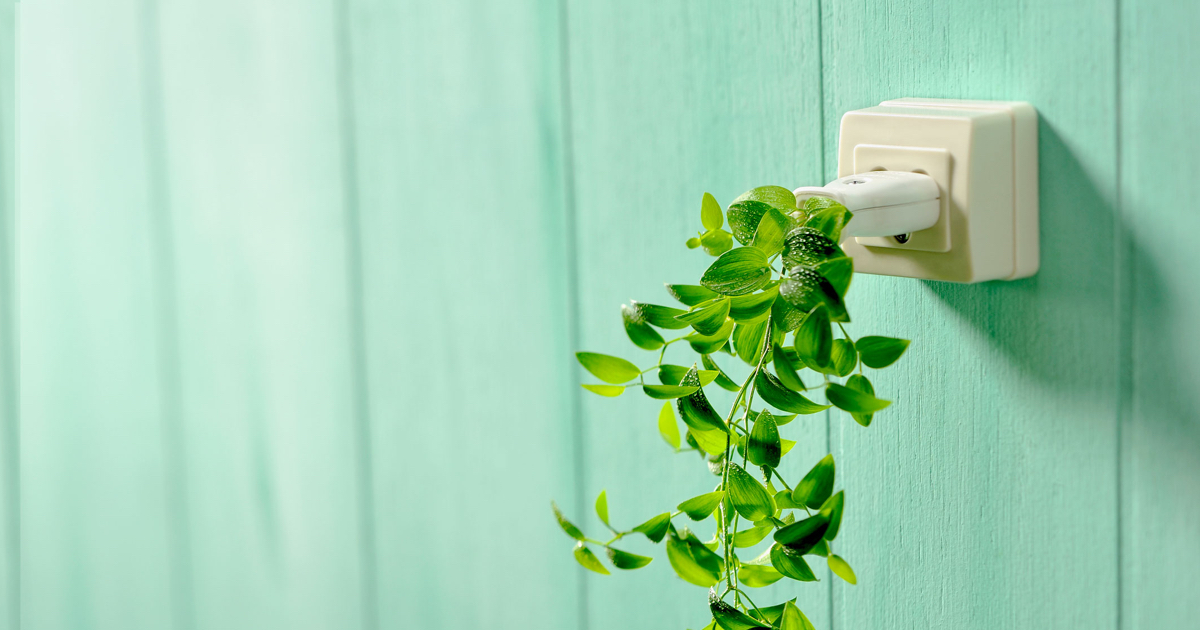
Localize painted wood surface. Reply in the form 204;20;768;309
0;4;15;630
1120;0;1200;628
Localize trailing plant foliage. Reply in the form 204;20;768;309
553;187;911;630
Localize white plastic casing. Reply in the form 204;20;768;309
794;171;941;238
835;98;1039;283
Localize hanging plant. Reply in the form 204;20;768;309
552;186;910;630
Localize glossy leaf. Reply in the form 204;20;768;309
727;464;775;521
747;410;781;468
629;301;690;330
632;512;671;543
701;229;735;256
701;247;773;296
642;384;700;400
772;297;807;333
678;491;725;520
552;502;585;540
793;454;835;509
773;513;830;554
607;547;653;570
820;490;845;541
690;428;731;456
779;601;816;630
595;490;610;527
676;298;732;336
658;365;719;387
582;384;624;397
666;530;722;587
751;207;794;257
844;374;876;426
574;542;610;575
687;236;702;249
793;306;831;368
732;319;769;366
816;256;853;297
773;342;806;391
755;370;830;414
676;367;729;433
770;543;818;581
576;352;640;384
701;354;741;392
728;285;779;323
656;402;681;449
780;266;848;322
686;318;735;355
782;226;844;268
733;185;798;213
831;338;857;377
737;564;784;588
773;490;803;510
826;383;891;413
666;283;720;307
857;336;911;368
701;192;724;230
807;539;830;558
828;554;857;584
622;304;665;350
709;593;771;630
726;200;774;246
804;201;852;242
733;523;774;548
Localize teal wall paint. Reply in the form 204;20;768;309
13;1;1199;630
0;3;16;629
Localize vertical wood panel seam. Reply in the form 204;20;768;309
1113;0;1132;628
0;5;18;625
815;1;834;627
137;2;195;628
555;0;587;628
331;3;379;628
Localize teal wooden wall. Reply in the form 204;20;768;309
11;1;1199;629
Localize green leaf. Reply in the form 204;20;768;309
686;317;735;355
755;370;831;414
727;464;775;521
816;256;853;298
774;489;803;510
676;298;732;336
793;454;835;509
701;229;735;256
574;542;610;575
690;428;731;456
622;304;665;350
727;200;774;246
632;512;671;543
657;401;682;449
780;266;848;322
808;539;829;558
737;564;784;588
701;354;741;392
747;410;781;468
828;554;857;585
820;490;845;541
552;502;585;540
702;192;724;231
830;338;857;377
701;247;773;296
771;297;807;333
607;547;653;570
642;384;700;400
753;600;793;626
733;185;798;213
826;383;891;414
728;285;779;323
666;283;720;307
709;592;772;629
773;513;830;554
678;491;726;520
770;543;818;581
582;384;625;397
804;201;852;242
676;367;729;433
751;207;794;257
782;226;844;268
773;342;806;391
658;364;719;386
779;601;816;630
687;236;702;249
780;437;797;455
793;305;832;369
856;336;911;368
666;529;723;587
629;301;691;330
733;523;774;548
576;352;640;384
844;374;877;426
732;319;769;366
595;490;609;527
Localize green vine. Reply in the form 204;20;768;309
553;186;911;630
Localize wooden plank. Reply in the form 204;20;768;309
821;2;1120;629
1119;0;1200;627
19;3;180;628
343;1;580;628
153;3;369;628
0;4;16;629
565;1;828;628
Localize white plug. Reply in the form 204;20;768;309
793;171;940;240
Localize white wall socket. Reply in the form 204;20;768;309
836;98;1039;283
